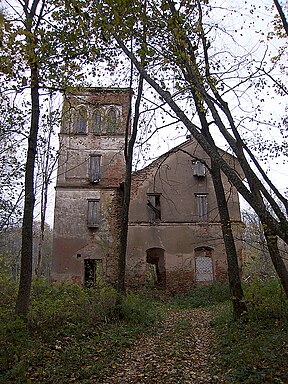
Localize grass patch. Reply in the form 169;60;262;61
0;279;161;383
213;278;288;383
170;281;230;309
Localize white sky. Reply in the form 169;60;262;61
2;0;287;227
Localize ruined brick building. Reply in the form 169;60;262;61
51;88;244;291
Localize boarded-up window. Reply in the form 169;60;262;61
195;194;208;221
192;161;206;177
75;108;87;134
147;194;161;222
106;107;117;134
89;155;101;183
195;256;213;282
92;110;102;133
87;200;100;227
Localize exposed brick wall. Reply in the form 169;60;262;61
165;271;195;293
63;88;131;136
215;260;228;281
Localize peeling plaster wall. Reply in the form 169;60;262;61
51;88;130;285
126;139;244;291
51;88;244;292
52;188;121;285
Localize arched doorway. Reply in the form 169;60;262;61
146;248;166;287
195;247;214;283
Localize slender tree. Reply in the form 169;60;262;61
118;75;144;292
3;0;92;315
35;96;59;277
117;1;148;292
15;0;42;315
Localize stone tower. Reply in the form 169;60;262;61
51;88;131;286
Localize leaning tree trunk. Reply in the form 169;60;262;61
273;0;288;35
263;227;288;296
190;73;247;319
210;160;247;319
15;32;40;316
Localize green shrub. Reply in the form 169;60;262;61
244;277;288;324
28;280;120;334
28;281;89;333
120;292;159;326
0;278;163;383
97;285;118;320
0;262;17;308
213;279;288;383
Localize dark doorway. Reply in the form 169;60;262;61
146;248;166;287
84;259;102;287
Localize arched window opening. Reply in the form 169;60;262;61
195;247;214;283
75;107;87;134
106;107;117;134
146;248;166;287
92;110;102;133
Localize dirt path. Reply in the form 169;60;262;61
99;307;218;384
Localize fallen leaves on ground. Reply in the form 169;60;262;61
97;307;218;384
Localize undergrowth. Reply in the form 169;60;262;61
1;275;288;383
170;281;231;308
0;278;160;383
213;278;288;383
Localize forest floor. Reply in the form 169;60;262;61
98;307;219;384
2;280;287;383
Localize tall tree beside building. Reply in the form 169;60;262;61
14;0;42;316
2;0;91;315
88;0;288;298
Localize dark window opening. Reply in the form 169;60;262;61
195;193;208;221
192;160;206;177
75;108;87;134
92;110;102;133
89;155;101;183
146;248;166;287
87;200;100;227
106;107;117;134
147;194;161;222
84;259;102;288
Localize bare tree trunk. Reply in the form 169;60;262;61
35;195;46;277
210;160;247;319
264;227;288;296
15;62;40;316
15;3;41;315
189;55;247;319
35;124;52;277
117;76;144;292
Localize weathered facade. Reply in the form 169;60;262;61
52;88;244;291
